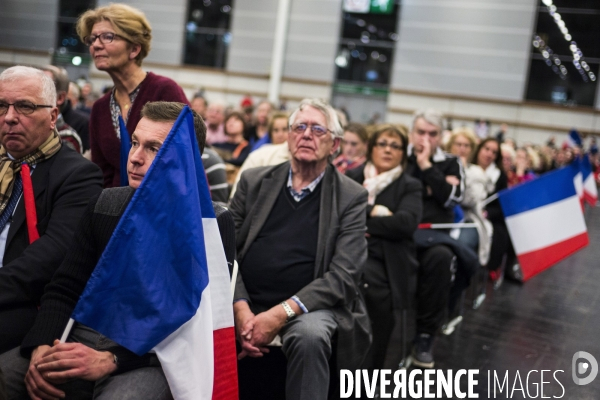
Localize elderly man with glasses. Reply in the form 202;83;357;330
0;66;102;354
230;98;371;400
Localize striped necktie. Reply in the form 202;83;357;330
0;174;23;233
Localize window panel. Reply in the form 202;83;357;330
526;0;600;106
184;0;233;68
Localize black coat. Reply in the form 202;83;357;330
485;169;508;224
0;145;103;352
347;166;423;310
62;100;90;151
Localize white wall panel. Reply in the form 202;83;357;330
0;0;58;52
227;2;278;74
391;0;538;101
282;0;342;82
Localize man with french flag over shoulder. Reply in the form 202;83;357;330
0;102;238;399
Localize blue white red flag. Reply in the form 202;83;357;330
72;107;238;399
499;164;589;281
565;129;582;148
580;155;598;206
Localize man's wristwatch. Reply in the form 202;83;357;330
280;301;296;322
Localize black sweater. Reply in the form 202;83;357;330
241;182;320;309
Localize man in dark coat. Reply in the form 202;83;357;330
230;98;370;400
406;109;465;368
0;102;236;400
0;66;103;354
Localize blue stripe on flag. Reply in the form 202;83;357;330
498;164;578;218
73;107;211;355
581;154;592;180
185;111;215;218
569;129;582;147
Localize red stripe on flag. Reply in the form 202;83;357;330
212;326;238;400
517;232;589;281
584;192;597;206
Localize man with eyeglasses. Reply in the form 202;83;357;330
230;98;370;400
406;109;467;369
0;66;102;354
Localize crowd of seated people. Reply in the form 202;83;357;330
1;5;598;398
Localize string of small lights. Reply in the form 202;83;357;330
533;35;567;80
539;0;596;82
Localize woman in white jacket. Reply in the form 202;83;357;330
446;128;493;266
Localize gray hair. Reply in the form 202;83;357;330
42;65;70;94
411;109;444;132
289;98;343;138
69;82;81;98
0;66;57;106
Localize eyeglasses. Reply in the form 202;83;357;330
374;141;403;151
83;32;126;46
0;101;53;116
290;123;332;137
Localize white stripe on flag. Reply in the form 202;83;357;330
154;285;215;400
506;196;587;255
584;174;598;198
574;172;583;198
203;218;235;330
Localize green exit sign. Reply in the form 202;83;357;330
370;0;394;14
343;0;394;14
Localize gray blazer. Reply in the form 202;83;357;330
229;161;372;369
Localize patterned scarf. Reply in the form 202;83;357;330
0;129;62;215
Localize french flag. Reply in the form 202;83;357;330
69;107;238;399
581;155;598;206
564;129;583;148
499;164;589;281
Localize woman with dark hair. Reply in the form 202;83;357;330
213;111;251;167
347;125;422;369
77;3;188;187
472;138;517;283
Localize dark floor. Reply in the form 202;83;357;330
418;205;600;399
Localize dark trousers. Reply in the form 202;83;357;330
0;325;171;400
416;245;455;335
0;365;6;400
487;222;515;271
361;257;393;369
0;307;37;354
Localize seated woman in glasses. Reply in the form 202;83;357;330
333;122;368;174
77;3;188;187
347;125;422;369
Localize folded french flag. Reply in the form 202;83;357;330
499;163;589;281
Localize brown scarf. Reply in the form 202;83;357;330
0;129;62;215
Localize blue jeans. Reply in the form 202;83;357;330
0;324;172;400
